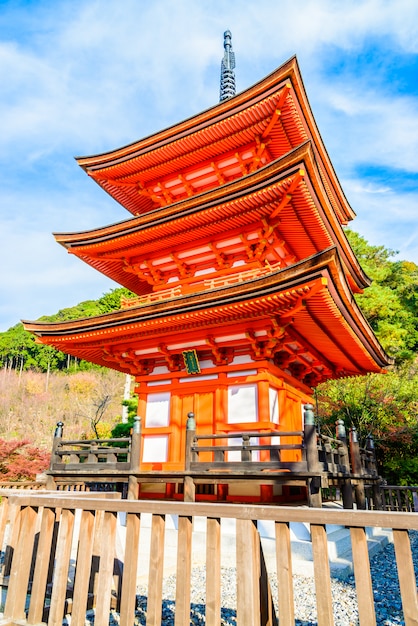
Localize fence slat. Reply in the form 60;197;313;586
94;511;117;626
0;495;9;556
120;511;141;625
27;506;56;625
258;529;278;626
71;509;96;626
311;523;334;626
350;526;376;625
175;514;193;626
275;521;294;624
146;513;165;626
393;528;418;626
206;517;221;626
48;507;75;625
3;505;37;622
3;500;20;579
236;518;261;626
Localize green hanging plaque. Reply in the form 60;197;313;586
182;349;201;375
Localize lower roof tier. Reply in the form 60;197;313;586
24;248;392;387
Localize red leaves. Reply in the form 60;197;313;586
0;438;50;481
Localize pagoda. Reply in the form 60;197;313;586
24;33;391;500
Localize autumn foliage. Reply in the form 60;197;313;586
0;439;50;481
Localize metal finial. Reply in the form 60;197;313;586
219;30;236;102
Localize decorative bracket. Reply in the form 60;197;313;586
246;321;286;360
206;336;234;366
158;344;183;372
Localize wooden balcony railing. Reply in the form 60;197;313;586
381;485;418;512
44;406;383;508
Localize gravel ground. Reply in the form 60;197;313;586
83;530;418;625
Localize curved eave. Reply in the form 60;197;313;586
76;56;354;223
57;143;370;293
23;248;392;377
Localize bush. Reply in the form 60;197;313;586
0;439;50;481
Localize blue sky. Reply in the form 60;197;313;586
0;0;417;332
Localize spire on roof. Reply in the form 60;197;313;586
219;30;236;102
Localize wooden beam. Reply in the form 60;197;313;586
269;168;305;220
261;83;291;140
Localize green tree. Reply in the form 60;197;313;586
97;288;136;314
0;287;135;373
111;396;138;440
316;361;418;483
346;229;418;362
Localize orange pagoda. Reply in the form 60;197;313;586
24;33;391;501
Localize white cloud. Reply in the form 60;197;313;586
0;0;417;331
344;176;418;262
318;86;418;174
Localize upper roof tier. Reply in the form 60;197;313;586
58;143;369;298
76;56;354;224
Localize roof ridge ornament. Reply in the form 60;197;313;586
219;30;236;102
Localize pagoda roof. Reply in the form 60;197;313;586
58;143;368;295
76;56;354;225
23;248;392;387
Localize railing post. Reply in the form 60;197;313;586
336;419;353;509
130;416;141;472
50;421;63;467
350;427;366;510
184;412;196;502
365;435;383;509
304;404;322;508
241;434;251;462
185;413;196;472
47;421;64;490
349;426;362;474
365;435;378;475
128;416;141;500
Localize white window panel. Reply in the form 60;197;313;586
142;435;168;463
269;388;279;424
145;392;170;428
227;384;257;423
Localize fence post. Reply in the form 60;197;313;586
365;435;378;475
184;412;196;502
47;421;64;490
241;434;252;462
50;421;63;467
304;404;322;508
128;416;141;500
366;435;383;509
350;427;366;510
130;416;141;472
336;419;353;509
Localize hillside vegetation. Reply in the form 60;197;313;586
0;368;126;447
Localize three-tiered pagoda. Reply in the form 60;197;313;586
24;33;391;499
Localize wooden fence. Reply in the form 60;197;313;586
0;490;417;625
